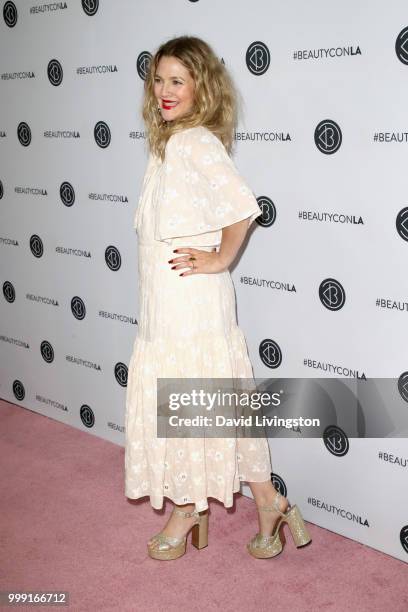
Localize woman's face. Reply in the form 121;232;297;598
153;55;195;122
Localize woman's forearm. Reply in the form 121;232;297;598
218;217;251;268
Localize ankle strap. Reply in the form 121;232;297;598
172;506;199;518
258;491;287;517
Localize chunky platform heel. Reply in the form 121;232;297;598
191;511;209;549
148;506;209;561
284;504;312;547
247;491;311;559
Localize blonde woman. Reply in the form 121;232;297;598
124;35;311;560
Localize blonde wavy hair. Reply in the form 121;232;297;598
142;36;239;162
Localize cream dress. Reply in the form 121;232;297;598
124;126;272;512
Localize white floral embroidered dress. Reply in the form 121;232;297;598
124;125;272;512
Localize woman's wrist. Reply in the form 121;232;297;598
217;251;233;270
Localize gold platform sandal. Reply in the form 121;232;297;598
147;506;209;561
247;491;312;559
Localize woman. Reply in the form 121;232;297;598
125;35;311;560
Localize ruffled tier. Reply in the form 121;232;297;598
124;325;272;512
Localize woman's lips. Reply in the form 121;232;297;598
162;100;178;110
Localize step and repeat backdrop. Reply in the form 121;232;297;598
1;1;407;562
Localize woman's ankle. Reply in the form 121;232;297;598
174;502;195;512
255;488;284;508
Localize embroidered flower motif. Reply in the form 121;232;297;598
199;133;212;143
192;196;209;209
239;184;252;197
176;144;192;158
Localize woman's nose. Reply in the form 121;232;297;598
161;82;173;98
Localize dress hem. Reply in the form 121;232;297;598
125;475;272;512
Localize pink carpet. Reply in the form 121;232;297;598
1;399;407;612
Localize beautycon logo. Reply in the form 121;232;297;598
396;207;408;241
395;27;408;65
314;120;342;154
13;379;25;401
246;41;270;75
105;246;121;271
256;196;276;227
18;122;31;147
80;404;95;427
259;339;282;369
60;182;75;207
3;1;17;27
3;281;15;303
397;371;408;403
115;362;128;387
323;424;349;456
137;51;152;80
40;340;54;364
71;296;86;320
48;59;63;86
94;121;111;148
319;278;346;311
30;235;44;258
82;0;99;16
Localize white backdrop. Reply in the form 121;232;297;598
0;0;407;562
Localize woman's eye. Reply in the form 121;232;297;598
153;78;182;85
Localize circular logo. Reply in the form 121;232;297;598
396;207;408;241
0;180;4;199
395;27;408;65
3;1;17;27
259;339;282;369
40;340;54;363
137;51;152;80
13;379;25;401
271;473;287;497
80;404;95;428
82;0;99;16
3;281;15;303
246;41;270;75
115;362;128;387
17;122;31;147
94;121;111;148
323;425;349;456
47;59;63;86
60;181;75;207
256;196;276;227
30;234;44;258
71;296;86;320
400;525;408;554
314;119;342;154
397;371;408;403
319;278;346;311
105;245;122;271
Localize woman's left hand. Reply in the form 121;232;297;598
168;247;228;276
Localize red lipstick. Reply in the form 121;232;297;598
162;99;178;110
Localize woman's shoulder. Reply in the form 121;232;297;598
168;125;222;149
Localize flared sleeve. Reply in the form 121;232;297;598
153;126;262;243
